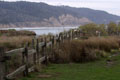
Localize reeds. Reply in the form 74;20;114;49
0;36;33;50
52;37;120;63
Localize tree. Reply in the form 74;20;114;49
98;24;108;36
79;23;98;36
107;22;117;35
117;22;120;35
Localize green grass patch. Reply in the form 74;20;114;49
20;54;120;80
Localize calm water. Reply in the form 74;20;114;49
0;27;78;35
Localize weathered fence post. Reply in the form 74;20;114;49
32;38;35;49
25;43;29;76
50;36;56;62
61;34;64;43
57;34;61;46
0;47;6;80
44;37;48;65
43;37;47;57
51;36;54;52
36;38;39;64
49;36;52;56
32;38;36;65
22;47;25;76
40;38;44;57
22;43;29;76
41;37;46;64
70;30;73;40
63;33;66;42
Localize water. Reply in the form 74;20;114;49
0;27;78;35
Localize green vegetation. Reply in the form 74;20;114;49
79;22;120;36
20;52;120;80
107;22;118;35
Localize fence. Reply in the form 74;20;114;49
0;29;82;80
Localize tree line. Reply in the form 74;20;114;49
79;22;120;36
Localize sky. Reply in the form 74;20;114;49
5;0;120;16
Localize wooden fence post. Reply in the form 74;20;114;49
70;30;73;40
22;47;25;76
32;38;35;49
63;33;65;42
50;36;55;62
22;43;29;76
50;36;53;55
44;37;48;65
52;36;55;45
61;34;64;43
40;38;44;57
25;43;29;76
41;37;47;65
36;38;39;64
51;36;54;51
49;36;52;55
32;38;37;65
0;47;6;80
43;37;47;57
58;34;61;46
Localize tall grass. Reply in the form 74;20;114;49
84;37;120;51
51;37;120;63
0;36;33;50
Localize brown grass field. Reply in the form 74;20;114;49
0;36;33;50
52;36;120;63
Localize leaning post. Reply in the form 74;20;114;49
0;47;6;80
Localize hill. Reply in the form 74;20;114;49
0;1;120;27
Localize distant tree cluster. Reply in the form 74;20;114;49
79;22;120;36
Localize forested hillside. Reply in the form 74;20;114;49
0;1;120;27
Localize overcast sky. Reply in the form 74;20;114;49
5;0;120;16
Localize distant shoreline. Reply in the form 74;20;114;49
0;26;79;29
0;26;78;35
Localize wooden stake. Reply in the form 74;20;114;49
0;47;6;80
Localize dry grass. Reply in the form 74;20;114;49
0;30;36;36
84;37;120;51
51;37;120;63
0;36;34;73
0;36;33;50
